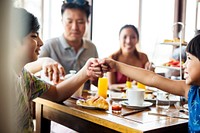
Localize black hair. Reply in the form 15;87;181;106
61;1;90;19
119;24;139;41
12;8;40;39
195;29;200;36
186;34;200;60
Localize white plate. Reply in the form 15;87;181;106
76;99;106;110
119;101;153;109
76;99;97;109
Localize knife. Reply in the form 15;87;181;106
121;109;145;116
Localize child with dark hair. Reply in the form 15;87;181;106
11;8;102;132
195;29;200;36
101;35;200;132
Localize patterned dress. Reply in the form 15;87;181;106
14;69;50;133
188;85;200;133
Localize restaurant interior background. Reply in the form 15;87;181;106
15;0;200;73
0;0;197;132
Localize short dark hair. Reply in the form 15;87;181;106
12;8;40;39
119;24;139;41
61;1;90;19
195;30;200;36
186;34;200;60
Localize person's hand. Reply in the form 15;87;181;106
42;62;65;84
99;58;117;73
85;58;103;78
145;61;155;72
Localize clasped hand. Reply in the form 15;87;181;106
88;58;116;74
41;58;115;85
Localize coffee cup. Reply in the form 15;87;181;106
126;86;144;106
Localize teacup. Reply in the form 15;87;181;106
126;86;144;106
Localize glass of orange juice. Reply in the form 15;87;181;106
137;82;146;90
98;74;108;99
126;77;132;89
126;81;132;89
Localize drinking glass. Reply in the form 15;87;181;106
156;90;170;110
97;76;108;99
112;101;122;114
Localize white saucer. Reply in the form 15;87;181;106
119;101;153;109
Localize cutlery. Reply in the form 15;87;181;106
121;109;145;116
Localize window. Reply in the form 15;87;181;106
14;0;44;38
17;0;197;63
42;0;64;41
185;0;198;41
92;0;139;58
140;0;174;62
92;0;174;62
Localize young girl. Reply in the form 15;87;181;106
100;34;200;132
12;8;102;132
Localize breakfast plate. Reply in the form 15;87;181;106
76;99;100;109
119;101;153;109
109;84;127;92
76;98;108;110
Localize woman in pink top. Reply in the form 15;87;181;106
108;24;154;89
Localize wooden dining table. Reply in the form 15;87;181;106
34;93;188;133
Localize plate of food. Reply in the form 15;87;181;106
76;100;99;109
76;96;109;110
109;84;127;92
110;87;127;92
